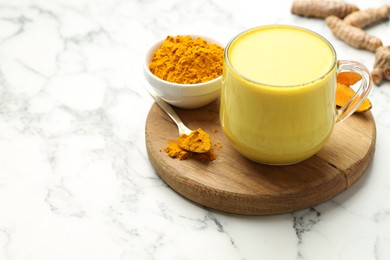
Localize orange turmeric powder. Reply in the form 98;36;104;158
164;128;217;161
191;147;217;161
177;128;211;153
164;142;217;161
149;35;224;84
164;141;191;160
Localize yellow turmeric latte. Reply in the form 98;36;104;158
149;36;224;84
221;25;336;165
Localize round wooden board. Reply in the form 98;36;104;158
145;99;376;215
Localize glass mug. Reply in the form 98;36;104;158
220;25;372;165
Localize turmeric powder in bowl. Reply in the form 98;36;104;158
149;35;224;84
143;35;224;109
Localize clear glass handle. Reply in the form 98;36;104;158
336;60;373;123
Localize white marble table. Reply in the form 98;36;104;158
0;0;389;259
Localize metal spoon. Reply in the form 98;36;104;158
144;82;210;153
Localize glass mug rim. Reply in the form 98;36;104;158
224;24;338;89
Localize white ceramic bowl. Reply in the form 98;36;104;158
143;35;223;109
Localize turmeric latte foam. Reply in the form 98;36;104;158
221;25;337;164
228;26;335;86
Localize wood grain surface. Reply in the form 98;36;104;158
145;99;376;215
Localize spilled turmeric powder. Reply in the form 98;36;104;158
149;35;224;84
191;147;217;161
164;141;191;160
164;128;217;161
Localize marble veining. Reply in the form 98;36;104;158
0;0;390;259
